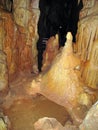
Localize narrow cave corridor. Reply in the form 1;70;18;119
0;0;98;130
37;0;83;71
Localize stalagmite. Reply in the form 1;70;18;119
30;32;93;124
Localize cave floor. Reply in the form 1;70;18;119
0;72;70;130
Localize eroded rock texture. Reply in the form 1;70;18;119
13;0;40;74
0;0;40;83
0;0;40;95
76;0;98;89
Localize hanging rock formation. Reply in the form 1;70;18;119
76;0;98;89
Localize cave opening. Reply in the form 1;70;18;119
37;0;83;72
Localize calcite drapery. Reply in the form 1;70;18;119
76;0;98;89
82;40;98;89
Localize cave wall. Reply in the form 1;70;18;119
76;0;98;89
0;0;40;94
13;0;40;74
0;0;40;77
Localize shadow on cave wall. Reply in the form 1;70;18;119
37;0;83;72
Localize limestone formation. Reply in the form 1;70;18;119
82;40;98;89
76;0;98;89
30;32;93;124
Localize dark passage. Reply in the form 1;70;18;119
37;0;83;72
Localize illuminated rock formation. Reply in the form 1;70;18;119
76;0;98;89
30;32;92;124
40;32;82;108
82;40;98;89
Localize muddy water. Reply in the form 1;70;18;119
4;96;69;130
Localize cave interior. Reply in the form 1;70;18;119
0;0;98;130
